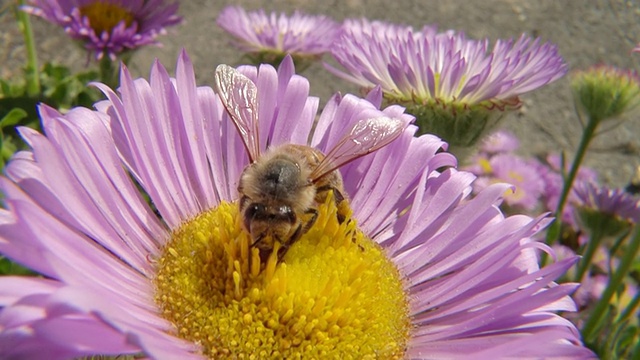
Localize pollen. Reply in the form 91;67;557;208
154;194;411;359
79;2;135;35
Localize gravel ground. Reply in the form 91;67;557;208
2;0;640;186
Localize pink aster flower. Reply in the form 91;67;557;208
327;18;567;108
217;6;340;70
479;129;520;154
23;0;181;60
574;181;640;225
464;130;521;178
469;153;545;211
326;18;567;152
0;51;594;358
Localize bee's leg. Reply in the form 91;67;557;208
316;185;346;203
250;235;264;248
315;185;347;223
249;235;272;263
303;208;319;232
276;244;291;262
277;229;298;262
278;209;318;262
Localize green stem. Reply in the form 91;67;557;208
99;56;119;89
574;226;604;282
14;0;40;96
599;279;639;359
545;115;601;245
582;225;640;342
617;291;640;327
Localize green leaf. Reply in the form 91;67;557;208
0;108;28;129
0;78;26;98
0;256;37;276
1;136;19;162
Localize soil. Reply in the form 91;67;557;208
2;0;640;187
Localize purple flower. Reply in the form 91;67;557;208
0;51;593;358
217;6;340;69
23;0;181;60
327;18;567;109
479;129;520;154
574;182;640;224
468;153;546;211
464;130;521;176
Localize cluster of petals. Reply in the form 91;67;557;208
573;181;640;223
472;153;546;210
0;51;594;359
217;6;340;56
23;0;181;60
478;129;520;154
327;18;567;107
466;131;601;226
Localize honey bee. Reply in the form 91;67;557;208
214;64;407;261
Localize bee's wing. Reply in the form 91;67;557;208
310;117;406;182
214;64;261;163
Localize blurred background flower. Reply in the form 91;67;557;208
23;0;181;61
464;130;597;218
574;181;640;229
217;5;340;71
476;129;520;154
571;65;640;123
471;153;546;211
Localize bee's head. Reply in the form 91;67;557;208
239;150;316;213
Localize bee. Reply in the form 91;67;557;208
214;64;407;262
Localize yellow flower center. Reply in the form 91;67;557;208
507;170;524;184
154;194;411;359
79;2;135;35
479;157;492;174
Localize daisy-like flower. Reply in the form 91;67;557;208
573;181;640;234
217;6;340;71
23;0;181;60
468;153;545;212
478;129;520;154
463;130;521;181
327;19;567;152
0;51;595;358
570;181;640;288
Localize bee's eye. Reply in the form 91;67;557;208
246;203;264;218
244;203;265;230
